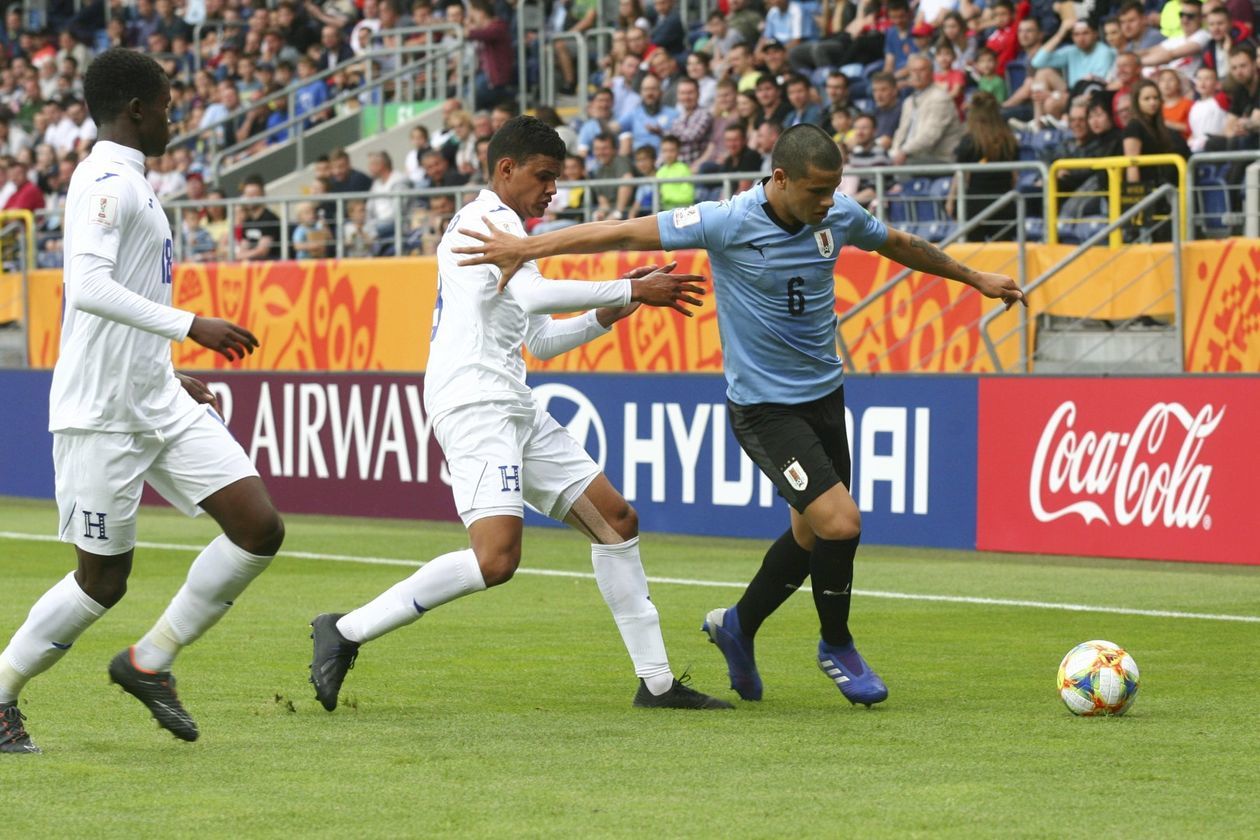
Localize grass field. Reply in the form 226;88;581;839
1;495;1257;838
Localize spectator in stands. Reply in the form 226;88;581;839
1203;5;1251;78
695;78;738;167
342;199;376;257
843;114;890;208
239;174;282;261
753;118;782;171
950;91;1018;240
938;12;977;67
883;0;918;84
715;123;760;191
669;77;713;165
726;0;764;47
439;108;478;175
1158;68;1192;135
41;97;79;157
735;89;760;127
328;148;372;192
1032;17;1115;89
1060;98;1093;157
651;0;687;56
199;80;241;150
649;50;685;108
933;40;967;111
1188;65;1230;150
577;88;620;162
610;53;644;122
490;101;516;132
783;74;820;127
202;188;230;258
818;71;853;131
1118;0;1166;52
1124;77;1191;176
630;144;657;217
891;54;966;164
974;47;1008;102
656;134;694;210
622;74;677;152
697;12;743;77
317;24;354;71
0;107;30;156
753;74;790;127
1221;43;1259;147
984;0;1030;77
404;124;432;187
3;159;41;212
368;150;408;253
870;71;902;149
685;51;718;109
291;201;331;259
536;105;577;155
588;130;634;220
762;0;810;51
465;0;514;107
294;56;330;127
154;0;191;43
618;0;651;32
181;207;218;262
726;43;759;92
419;148;468;197
1141;0;1211;73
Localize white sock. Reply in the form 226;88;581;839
0;571;107;703
591;537;674;695
132;535;274;673
336;549;486;644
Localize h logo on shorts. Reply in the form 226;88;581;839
498;465;521;492
82;511;108;540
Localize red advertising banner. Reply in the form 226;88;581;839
977;378;1259;564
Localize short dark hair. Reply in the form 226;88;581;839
660;135;680;148
785;74;810;90
487;115;566;173
593;130;617;146
1118;0;1144;15
241;173;266;190
887;0;909;12
771;123;842;179
870;71;896;87
1229;41;1256;60
83;47;168;125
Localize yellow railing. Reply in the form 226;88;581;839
1046;155;1186;248
0;209;35;271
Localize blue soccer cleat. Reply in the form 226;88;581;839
701;607;763;701
817;639;889;707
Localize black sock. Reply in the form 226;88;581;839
810;535;859;648
735;528;811;638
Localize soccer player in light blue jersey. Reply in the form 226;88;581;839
455;124;1025;706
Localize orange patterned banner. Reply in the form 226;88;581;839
15;240;1260;373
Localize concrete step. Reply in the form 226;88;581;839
0;323;24;367
1034;324;1181;373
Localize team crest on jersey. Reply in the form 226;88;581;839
814;229;834;258
783;459;809;492
89;194;118;227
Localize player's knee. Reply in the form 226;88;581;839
814;510;861;542
476;546;521;587
232;510;285;556
78;570;128;608
609;501;638;541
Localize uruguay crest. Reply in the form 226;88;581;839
814;229;834;257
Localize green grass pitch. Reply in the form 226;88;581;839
1;496;1257;838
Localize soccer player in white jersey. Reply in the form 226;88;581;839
454;124;1025;706
309;116;730;711
0;50;285;754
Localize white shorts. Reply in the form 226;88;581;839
434;401;601;527
54;406;259;555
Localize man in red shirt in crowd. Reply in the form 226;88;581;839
3;161;43;212
986;0;1031;75
464;0;515;108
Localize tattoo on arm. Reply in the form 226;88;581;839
904;234;978;284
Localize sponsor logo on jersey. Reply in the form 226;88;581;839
673;205;701;229
814;229;834;257
783;459;808;492
1029;401;1221;530
89;194;118;227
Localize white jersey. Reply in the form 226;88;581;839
49;140;197;433
424;189;546;419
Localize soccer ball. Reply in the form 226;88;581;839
1057;640;1139;716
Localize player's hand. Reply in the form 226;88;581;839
452;216;528;292
175;372;221;414
188;316;260;361
628;261;706;317
973;271;1027;310
595;263;661;326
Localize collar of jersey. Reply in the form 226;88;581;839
754;178;805;235
93;140;145;174
476;188;519;220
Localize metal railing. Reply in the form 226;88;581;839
836;191;1028;373
1046;154;1187;247
980;184;1182;373
539;30;591;105
1184;150;1260;239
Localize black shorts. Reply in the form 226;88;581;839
727;385;851;514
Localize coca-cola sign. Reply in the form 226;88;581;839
978;379;1258;565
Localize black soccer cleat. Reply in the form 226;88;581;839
632;675;734;710
0;702;40;754
309;613;359;712
108;648;199;742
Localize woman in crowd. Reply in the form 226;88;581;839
950;91;1019;240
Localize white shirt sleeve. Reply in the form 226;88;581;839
67;252;195;341
524;310;611;359
504;261;632;314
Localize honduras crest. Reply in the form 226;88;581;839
814;229;834;257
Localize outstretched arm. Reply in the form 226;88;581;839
453;215;665;290
876;227;1026;309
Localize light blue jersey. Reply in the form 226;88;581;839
657;181;888;406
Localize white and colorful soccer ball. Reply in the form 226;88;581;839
1057;640;1140;716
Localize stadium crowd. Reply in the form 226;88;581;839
0;0;1257;264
